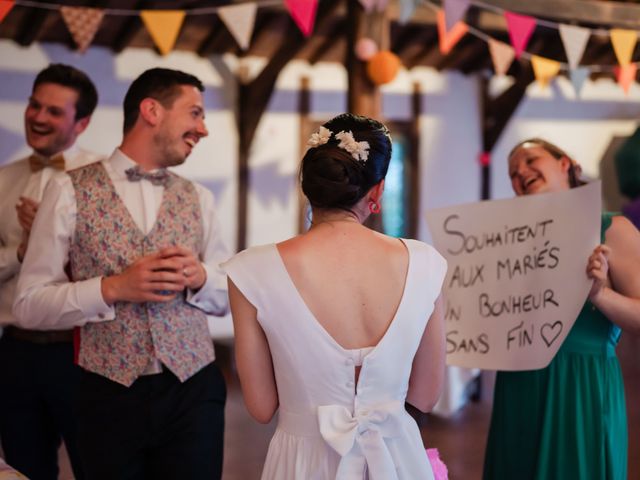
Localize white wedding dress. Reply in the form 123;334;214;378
223;239;447;480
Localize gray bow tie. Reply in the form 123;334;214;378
125;166;169;186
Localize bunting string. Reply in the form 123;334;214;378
423;0;636;73
2;0;640;92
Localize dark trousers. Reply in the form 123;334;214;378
0;335;84;480
76;362;226;480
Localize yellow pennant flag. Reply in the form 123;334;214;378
610;29;638;66
140;10;185;56
531;55;560;88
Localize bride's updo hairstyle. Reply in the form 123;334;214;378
301;113;392;210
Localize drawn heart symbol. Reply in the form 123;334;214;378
541;321;563;347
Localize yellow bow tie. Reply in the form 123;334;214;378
29;154;65;172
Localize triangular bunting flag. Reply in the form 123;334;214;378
0;0;15;24
358;0;375;12
375;0;389;12
616;63;637;94
488;38;515;75
437;9;468;55
399;0;419;24
559;24;590;70
569;67;590;96
218;3;257;51
285;0;318;37
140;10;185;56
505;11;536;59
60;7;105;53
531;55;560;88
444;0;471;32
610;29;638;66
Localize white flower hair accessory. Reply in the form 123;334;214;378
307;126;332;148
335;130;370;163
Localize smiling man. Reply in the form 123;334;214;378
13;68;230;479
0;64;100;480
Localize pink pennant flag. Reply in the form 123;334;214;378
60;7;105;53
285;0;318;37
437;9;468;55
616;63;637;95
488;38;515;75
504;11;536;59
375;0;389;12
0;0;15;24
444;0;471;32
358;0;375;12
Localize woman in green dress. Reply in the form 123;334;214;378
483;138;640;479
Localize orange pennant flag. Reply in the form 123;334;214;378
616;63;637;95
60;7;105;53
437;9;468;55
610;29;638;67
140;10;186;56
0;0;15;24
531;55;561;88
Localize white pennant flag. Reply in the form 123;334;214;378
559;24;590;70
218;3;257;50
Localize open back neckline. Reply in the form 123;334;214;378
272;238;413;355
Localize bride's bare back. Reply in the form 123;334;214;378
277;221;409;350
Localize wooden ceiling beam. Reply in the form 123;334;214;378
244;12;288;57
435;34;476;71
308;18;347;65
460;42;491;74
403;27;438;70
481;0;640;29
15;8;49;46
196;17;227;56
392;24;425;59
112;0;153;53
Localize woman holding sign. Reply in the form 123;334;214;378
224;114;448;479
483;138;640;480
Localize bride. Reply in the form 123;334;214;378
224;113;447;479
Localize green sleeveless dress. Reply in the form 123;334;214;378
483;213;627;480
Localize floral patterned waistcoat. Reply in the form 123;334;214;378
68;162;214;387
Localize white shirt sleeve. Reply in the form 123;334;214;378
0;243;20;284
186;183;230;316
12;174;115;330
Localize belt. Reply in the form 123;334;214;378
3;326;74;344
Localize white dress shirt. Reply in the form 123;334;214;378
13;148;230;331
0;145;102;327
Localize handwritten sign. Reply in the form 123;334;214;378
425;182;601;370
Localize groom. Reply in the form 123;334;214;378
13;68;230;479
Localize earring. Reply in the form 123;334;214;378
368;201;380;214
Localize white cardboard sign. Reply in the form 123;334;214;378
425;182;601;370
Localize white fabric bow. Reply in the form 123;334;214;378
318;401;405;480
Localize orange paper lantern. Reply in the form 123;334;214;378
366;51;401;85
